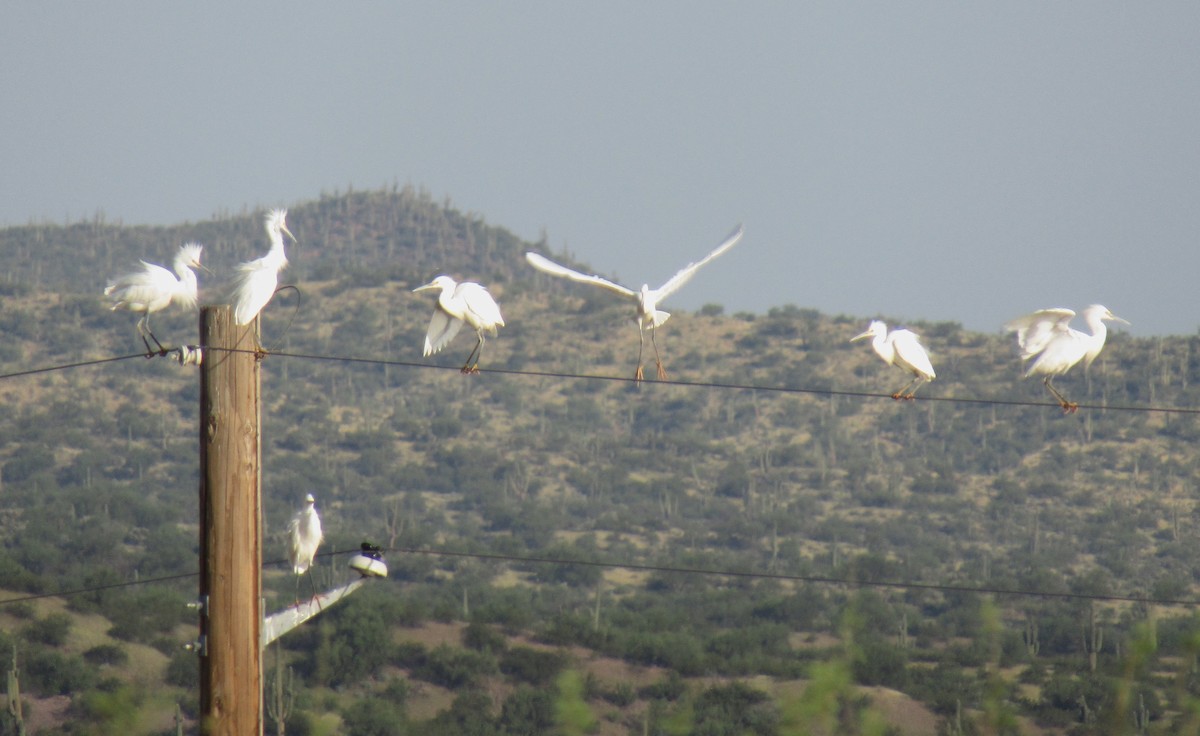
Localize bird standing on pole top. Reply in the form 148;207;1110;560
1005;304;1129;413
231;209;296;326
413;275;505;373
288;493;323;602
105;242;207;356
525;223;744;382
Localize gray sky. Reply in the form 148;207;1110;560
4;3;1199;335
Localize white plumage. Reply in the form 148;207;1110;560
413;275;505;373
525;223;744;381
105;242;205;353
287;493;323;576
231;209;296;325
1005;304;1128;412
851;320;936;400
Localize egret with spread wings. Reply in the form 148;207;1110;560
105;242;206;355
525;223;744;381
414;275;505;373
851;320;936;400
1005;304;1128;412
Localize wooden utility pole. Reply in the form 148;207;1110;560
198;307;263;735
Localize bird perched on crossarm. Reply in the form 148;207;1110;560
288;493;323;602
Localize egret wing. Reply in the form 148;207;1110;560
286;517;305;572
105;262;176;311
654;223;744;301
455;282;505;330
423;307;464;356
231;266;280;325
891;329;936;380
1004;308;1074;359
524;252;637;298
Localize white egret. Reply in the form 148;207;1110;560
1005;304;1129;412
105;242;206;355
287;493;324;602
413;275;505;373
525;223;744;381
231;209;296;326
851;320;936;400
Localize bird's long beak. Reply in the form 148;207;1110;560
850;331;872;342
413;281;438;293
1111;315;1130;326
281;225;297;244
195;262;214;275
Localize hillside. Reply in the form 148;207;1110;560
0;185;1198;733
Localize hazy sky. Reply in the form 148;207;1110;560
4;3;1199;335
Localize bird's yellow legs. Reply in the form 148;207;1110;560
633;328;672;381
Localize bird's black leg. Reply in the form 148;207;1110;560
142;314;168;355
136;317;157;357
146;330;166;356
308;570;322;611
310;558;324;611
461;336;483;374
896;376;922;400
1043;377;1077;413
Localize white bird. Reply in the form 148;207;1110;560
287;493;324;601
1004;304;1129;412
851;320;936;400
413;275;505;373
231;209;296;326
525;223;744;381
105;242;205;355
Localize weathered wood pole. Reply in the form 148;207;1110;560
198;307;262;735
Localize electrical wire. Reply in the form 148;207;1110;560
0;571;197;607
0;345;1195;611
4;542;1192;610
223;345;1200;415
0;352;152;381
311;545;1200;608
1;344;1195;415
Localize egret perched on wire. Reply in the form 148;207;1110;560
851;320;936;400
287;493;324;602
105;242;206;355
231;209;296;326
525;223;744;381
1005;304;1129;413
413;275;505;373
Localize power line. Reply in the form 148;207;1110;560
228;346;1200;416
5;542;1192;611
0;352;152;381
0;571;198;607
2;345;1195;415
0;346;1195;612
317;545;1200;609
